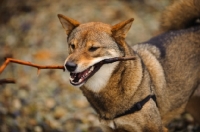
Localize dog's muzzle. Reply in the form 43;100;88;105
64;60;104;86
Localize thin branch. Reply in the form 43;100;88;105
0;78;16;84
0;56;135;84
0;58;65;74
102;56;136;64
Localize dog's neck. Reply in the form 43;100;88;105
80;52;153;119
84;61;119;93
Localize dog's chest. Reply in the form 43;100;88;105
80;86;117;118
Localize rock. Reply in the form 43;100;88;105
12;98;22;110
73;99;89;108
45;98;56;110
34;126;43;132
54;107;67;120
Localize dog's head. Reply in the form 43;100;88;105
58;14;133;91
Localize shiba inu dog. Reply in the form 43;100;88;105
58;0;200;131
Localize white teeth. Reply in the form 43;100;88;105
90;66;94;72
70;66;95;85
84;66;94;78
69;76;73;81
79;78;83;83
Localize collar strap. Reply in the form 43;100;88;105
114;95;157;119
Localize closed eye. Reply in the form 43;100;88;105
89;46;99;52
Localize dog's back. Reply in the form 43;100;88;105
133;0;200;125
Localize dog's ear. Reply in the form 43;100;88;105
112;18;134;39
57;14;80;35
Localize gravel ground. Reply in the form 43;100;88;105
0;0;199;132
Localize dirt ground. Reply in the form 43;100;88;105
0;0;199;132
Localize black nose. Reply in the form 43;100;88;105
65;61;77;72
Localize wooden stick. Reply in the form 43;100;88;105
0;56;136;75
102;56;136;64
0;56;135;84
0;78;16;84
0;58;65;74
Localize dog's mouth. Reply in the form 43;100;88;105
68;56;136;86
69;62;103;86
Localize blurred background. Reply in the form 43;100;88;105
0;0;199;132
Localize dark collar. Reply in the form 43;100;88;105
101;95;156;120
115;95;157;119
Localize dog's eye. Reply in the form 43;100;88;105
70;44;75;50
89;46;99;52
